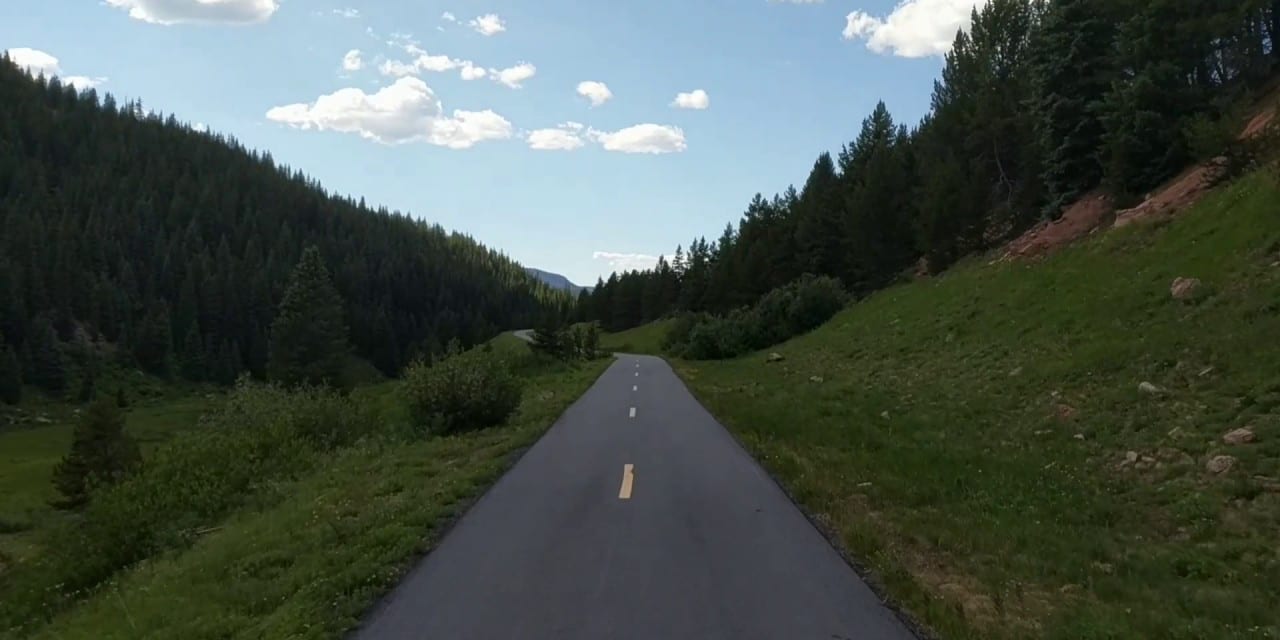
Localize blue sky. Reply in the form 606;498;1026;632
2;0;982;286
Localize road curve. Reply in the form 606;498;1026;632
352;354;917;640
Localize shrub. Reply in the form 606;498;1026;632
665;275;847;360
0;380;374;629
661;312;711;353
787;274;848;334
402;347;522;436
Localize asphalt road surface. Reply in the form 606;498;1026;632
353;353;917;640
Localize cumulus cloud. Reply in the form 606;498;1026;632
266;76;512;149
103;0;279;25
341;49;363;72
459;61;487;80
526;122;586;151
843;0;986;58
593;252;660;272
441;11;456;22
671;89;710;110
6;48;107;89
576;81;613;107
587;124;687;154
6;47;60;76
380;52;464;76
469;13;506;36
332;7;359;18
491;62;536;88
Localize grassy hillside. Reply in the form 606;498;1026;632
1;336;609;638
600;319;675;355
672;171;1280;639
0;370;221;568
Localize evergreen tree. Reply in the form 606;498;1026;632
268;246;350;389
793;153;844;278
51;396;141;509
77;365;96;404
1032;0;1116;214
179;323;206;381
25;314;66;394
530;314;571;360
0;342;21;405
133;302;172;375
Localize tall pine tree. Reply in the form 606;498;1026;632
0;338;21;405
51;396;141;509
268;246;350;389
24;314;66;394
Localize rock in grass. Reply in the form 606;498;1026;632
1170;277;1202;301
809;376;824;383
1222;428;1256;445
1139;381;1164;395
1206;455;1236;474
767;352;785;363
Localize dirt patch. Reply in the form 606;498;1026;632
998;191;1114;261
1240;105;1276;140
998;99;1276;262
1113;164;1221;229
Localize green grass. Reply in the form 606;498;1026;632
7;354;610;639
600;318;674;355
0;393;219;565
670;171;1280;639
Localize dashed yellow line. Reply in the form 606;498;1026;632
618;464;634;500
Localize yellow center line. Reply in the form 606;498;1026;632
618;464;634;500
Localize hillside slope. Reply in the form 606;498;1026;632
0;59;561;386
673;170;1280;639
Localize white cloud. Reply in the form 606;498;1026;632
587;124;687;154
576;81;613;107
103;0;279;25
593;252;660;272
333;7;359;18
441;11;457;22
842;0;986;58
192;122;209;132
6;48;107;89
6;47;60;76
341;49;363;72
526;122;586;151
459;61;487;80
671;89;710;110
491;62;536;88
266;76;512;149
418;54;460;72
469;13;506;36
63;75;108;89
380;51;483;78
379;59;420;77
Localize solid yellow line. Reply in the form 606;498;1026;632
618;464;634;500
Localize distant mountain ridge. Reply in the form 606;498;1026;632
525;268;590;296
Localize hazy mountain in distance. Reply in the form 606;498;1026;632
525;268;590;296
